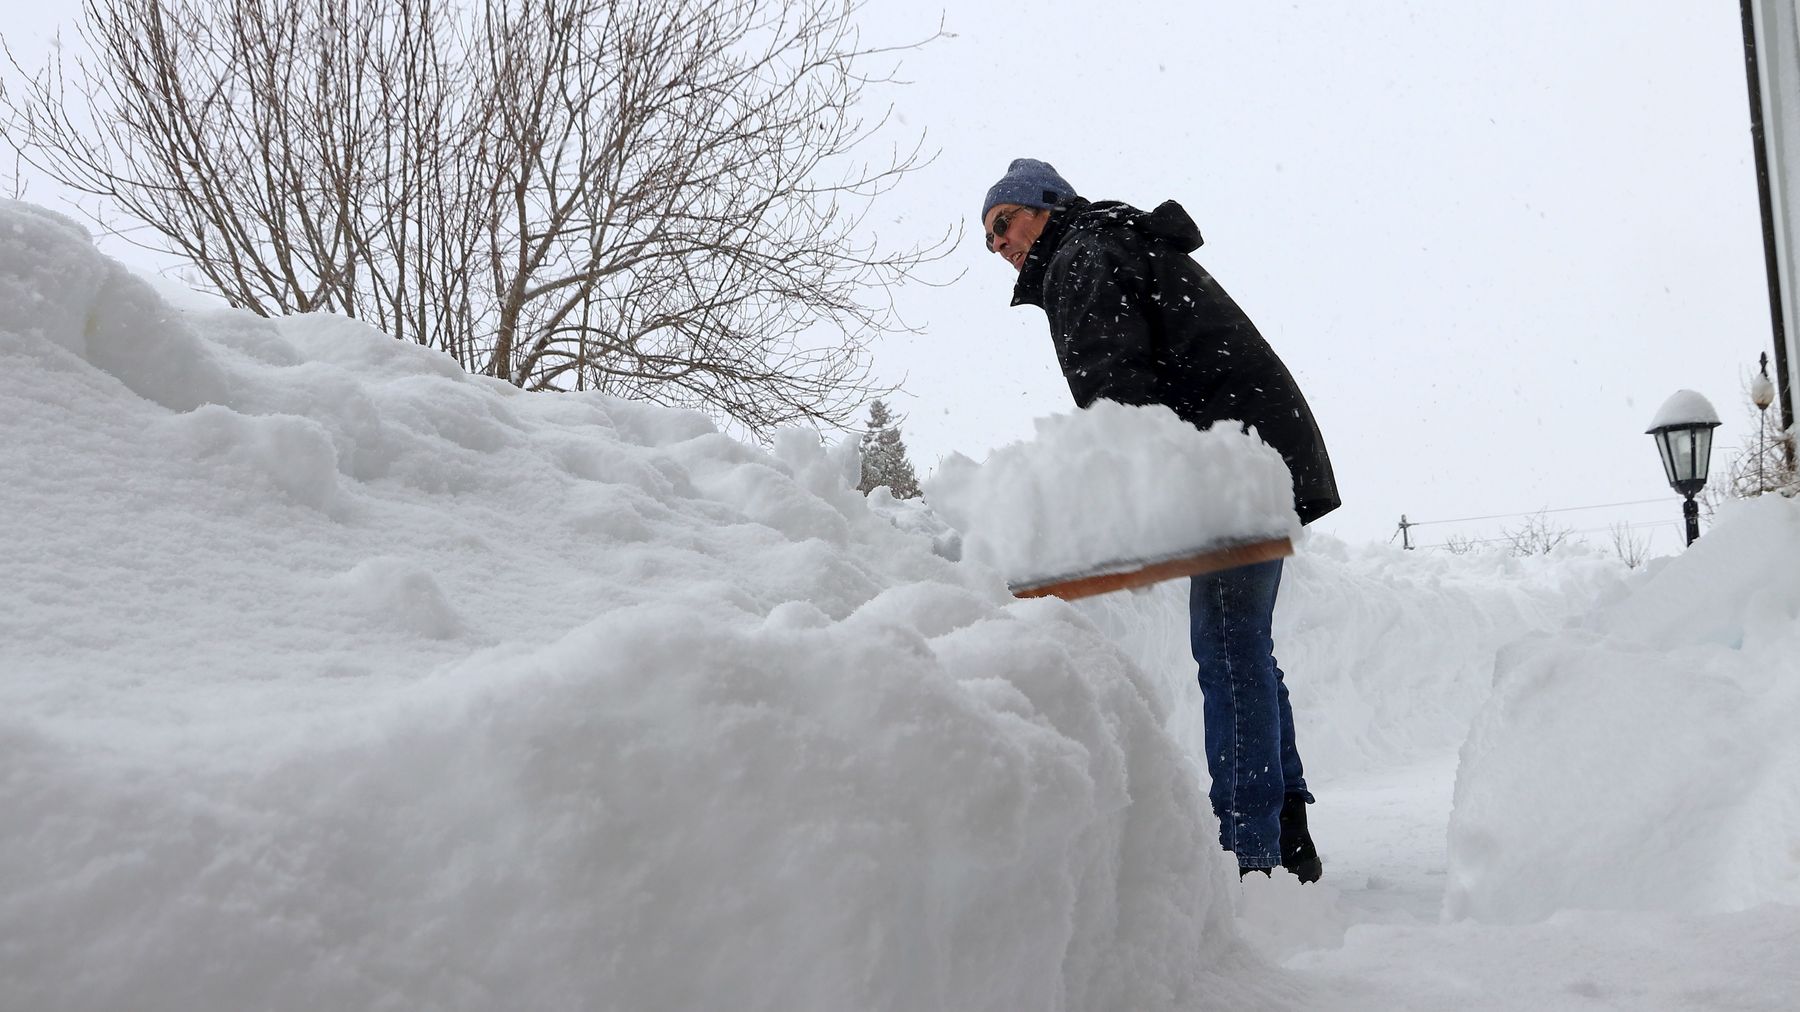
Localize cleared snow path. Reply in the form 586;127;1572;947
1309;755;1458;927
1076;529;1800;1008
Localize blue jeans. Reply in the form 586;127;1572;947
1189;559;1310;868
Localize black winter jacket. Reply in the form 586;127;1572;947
1012;197;1341;525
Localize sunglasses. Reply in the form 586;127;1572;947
984;207;1028;252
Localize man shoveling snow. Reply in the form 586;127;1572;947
979;158;1339;882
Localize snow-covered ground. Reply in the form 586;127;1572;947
5;200;1799;1009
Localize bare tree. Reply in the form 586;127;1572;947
0;0;947;432
1;146;22;199
1439;533;1482;556
1607;522;1650;569
1501;510;1575;557
1721;394;1799;501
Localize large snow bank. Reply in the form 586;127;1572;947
1445;494;1800;922
925;401;1298;588
0;201;1274;1010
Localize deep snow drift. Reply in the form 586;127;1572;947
1446;493;1800;922
0;201;1268;1010
8;197;1800;1010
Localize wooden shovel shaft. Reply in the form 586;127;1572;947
1010;536;1294;602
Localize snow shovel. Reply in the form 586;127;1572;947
1009;535;1293;602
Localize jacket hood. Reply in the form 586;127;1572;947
1068;198;1204;253
1011;197;1204;307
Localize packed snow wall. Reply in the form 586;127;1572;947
1446;494;1800;923
0;201;1291;1011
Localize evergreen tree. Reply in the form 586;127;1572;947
857;399;922;499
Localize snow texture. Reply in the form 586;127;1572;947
0;201;1271;1010
7;197;1800;1009
1647;387;1721;430
924;401;1299;588
1445;493;1800;923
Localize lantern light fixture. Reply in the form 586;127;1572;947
1646;389;1721;546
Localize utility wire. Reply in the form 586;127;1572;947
1414;518;1677;551
1404;498;1668;527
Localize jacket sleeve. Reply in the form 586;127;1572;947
1046;242;1161;409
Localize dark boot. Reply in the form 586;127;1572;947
1279;793;1322;884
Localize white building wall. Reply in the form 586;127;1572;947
1751;0;1800;429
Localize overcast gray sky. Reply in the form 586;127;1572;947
5;1;1774;551
855;1;1774;553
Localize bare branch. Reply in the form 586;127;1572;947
0;0;948;433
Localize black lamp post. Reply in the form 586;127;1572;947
1646;390;1721;546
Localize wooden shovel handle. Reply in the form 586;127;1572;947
1011;537;1294;602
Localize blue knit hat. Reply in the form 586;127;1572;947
981;158;1077;221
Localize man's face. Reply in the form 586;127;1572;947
983;204;1047;272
